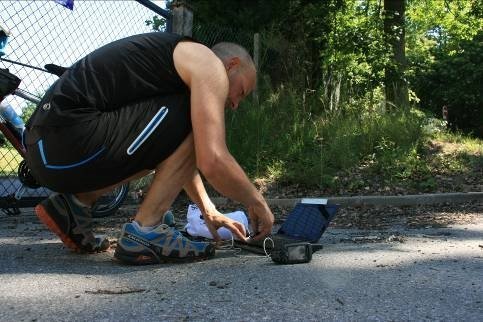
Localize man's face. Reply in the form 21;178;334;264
225;60;256;110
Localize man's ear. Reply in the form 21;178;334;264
226;57;241;71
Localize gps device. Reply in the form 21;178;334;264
270;242;314;264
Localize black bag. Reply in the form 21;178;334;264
0;68;21;98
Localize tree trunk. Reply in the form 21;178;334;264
384;0;409;109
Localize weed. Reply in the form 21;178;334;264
226;85;434;190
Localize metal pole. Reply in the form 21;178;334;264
134;0;172;32
253;33;260;101
134;0;171;20
171;1;193;36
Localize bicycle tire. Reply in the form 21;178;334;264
91;183;129;218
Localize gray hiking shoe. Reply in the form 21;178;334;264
114;222;215;265
35;193;110;253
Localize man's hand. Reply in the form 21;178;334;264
248;202;274;241
203;209;247;242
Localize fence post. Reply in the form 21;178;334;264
253;33;260;102
171;1;193;37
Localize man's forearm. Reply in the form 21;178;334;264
183;170;216;214
202;153;266;209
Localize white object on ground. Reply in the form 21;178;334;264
184;204;248;240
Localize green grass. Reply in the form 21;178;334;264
433;131;483;154
226;84;482;193
0;146;22;176
425;131;483;177
1;86;479;194
226;85;429;190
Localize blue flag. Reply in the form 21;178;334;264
54;0;74;10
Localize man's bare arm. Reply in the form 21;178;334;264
174;42;273;238
182;170;216;215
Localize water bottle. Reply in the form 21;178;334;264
0;100;25;138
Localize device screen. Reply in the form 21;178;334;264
287;245;307;261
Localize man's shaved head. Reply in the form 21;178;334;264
211;42;255;70
211;42;256;110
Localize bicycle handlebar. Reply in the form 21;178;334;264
44;64;67;77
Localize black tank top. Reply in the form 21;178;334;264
29;32;189;127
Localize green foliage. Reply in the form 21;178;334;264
147;1;480;115
145;15;166;31
407;0;482;52
227;83;427;189
405;0;482;136
21;100;37;123
412;31;483;137
144;0;482;189
226;80;322;185
321;1;387;106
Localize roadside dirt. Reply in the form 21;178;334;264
95;199;481;235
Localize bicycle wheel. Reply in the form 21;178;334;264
91;183;130;218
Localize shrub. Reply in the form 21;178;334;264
413;31;483;137
226;83;427;189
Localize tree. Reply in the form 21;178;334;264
415;31;483;137
146;0;481;130
384;0;408;109
407;0;483;136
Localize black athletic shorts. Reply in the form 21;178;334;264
24;93;191;193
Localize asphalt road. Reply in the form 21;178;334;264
0;208;481;322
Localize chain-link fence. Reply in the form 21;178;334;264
192;23;253;54
0;0;169;208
